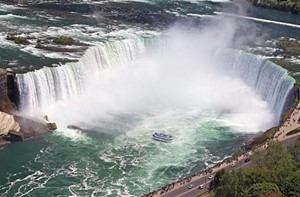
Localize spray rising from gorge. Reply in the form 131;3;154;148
16;21;295;132
2;2;299;196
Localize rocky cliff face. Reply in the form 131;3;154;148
0;69;18;113
0;111;20;136
0;68;53;147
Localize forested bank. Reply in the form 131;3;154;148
211;138;300;197
251;0;300;14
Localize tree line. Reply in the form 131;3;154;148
210;138;300;197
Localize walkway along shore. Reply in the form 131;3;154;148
143;101;300;197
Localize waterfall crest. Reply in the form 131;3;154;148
16;36;154;112
16;37;295;124
216;49;295;122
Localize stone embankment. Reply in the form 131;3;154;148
0;68;56;147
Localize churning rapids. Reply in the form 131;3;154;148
0;0;298;196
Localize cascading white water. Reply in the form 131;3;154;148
216;49;295;123
16;36;295;125
16;36;159;113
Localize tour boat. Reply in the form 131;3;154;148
152;132;173;143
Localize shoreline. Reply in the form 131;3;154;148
249;0;300;15
143;96;300;197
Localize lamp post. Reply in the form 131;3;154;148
204;175;206;192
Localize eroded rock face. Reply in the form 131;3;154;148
0;69;17;113
0;68;53;147
0;111;20;136
0;112;22;145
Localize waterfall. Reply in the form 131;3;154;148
16;37;295;124
216;49;295;123
16;36;160;113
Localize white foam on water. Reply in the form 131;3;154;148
215;12;300;28
54;128;90;142
0;13;29;19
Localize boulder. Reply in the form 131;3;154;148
47;122;57;130
67;124;83;130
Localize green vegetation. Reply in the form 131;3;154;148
251;0;300;14
244;127;278;151
271;38;300;82
212;139;300;197
6;34;30;45
53;36;76;45
277;39;300;56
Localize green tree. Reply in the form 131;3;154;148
264;142;294;170
288;137;300;163
244;167;273;186
213;139;300;197
279;169;300;197
251;148;265;168
245;182;282;197
214;170;247;197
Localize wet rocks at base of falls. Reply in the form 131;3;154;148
47;122;57;130
0;112;54;147
6;130;24;142
0;68;56;148
67;124;83;130
13;115;50;139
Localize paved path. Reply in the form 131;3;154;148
144;102;300;197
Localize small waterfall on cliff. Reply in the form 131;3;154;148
16;35;295;125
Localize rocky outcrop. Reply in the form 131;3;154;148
13;115;49;139
0;111;20;136
0;111;22;145
0;68;55;147
67;124;83;130
35;36;89;53
47;122;57;130
6;34;30;45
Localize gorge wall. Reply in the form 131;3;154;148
0;69;18;113
0;68;50;145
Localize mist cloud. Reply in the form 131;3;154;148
46;17;274;132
